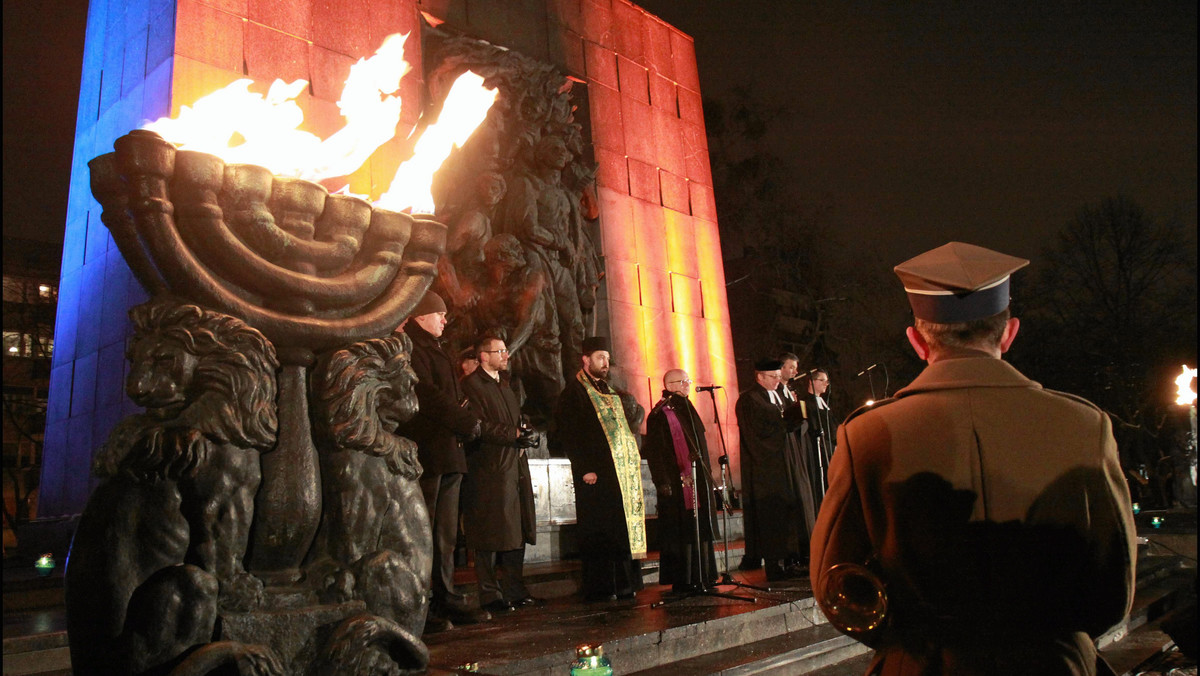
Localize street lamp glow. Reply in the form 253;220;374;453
1175;365;1197;406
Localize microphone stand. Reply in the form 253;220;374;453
652;453;756;607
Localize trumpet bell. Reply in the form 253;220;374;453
819;562;888;633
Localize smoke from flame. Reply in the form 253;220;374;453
1176;365;1197;406
142;32;497;214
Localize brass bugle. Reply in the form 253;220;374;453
818;562;889;634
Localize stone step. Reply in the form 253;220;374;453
628;555;1195;676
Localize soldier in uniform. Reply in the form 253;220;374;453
811;242;1137;675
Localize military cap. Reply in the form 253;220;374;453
582;336;610;356
754;358;784;372
894;242;1029;323
411;290;447;316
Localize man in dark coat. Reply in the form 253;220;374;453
736;358;814;582
550;336;646;602
398;292;489;632
644;369;719;592
460;336;542;614
812;242;1136;675
797;367;836;516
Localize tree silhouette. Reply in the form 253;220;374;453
1014;196;1197;504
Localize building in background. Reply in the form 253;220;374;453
2;238;60;553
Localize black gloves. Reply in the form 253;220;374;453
515;425;541;449
458;420;482;443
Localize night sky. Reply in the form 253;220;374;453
4;1;1196;268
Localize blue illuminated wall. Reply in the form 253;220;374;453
40;0;175;517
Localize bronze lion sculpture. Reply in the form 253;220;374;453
307;333;431;671
67;299;280;675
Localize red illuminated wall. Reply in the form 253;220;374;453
45;0;742;519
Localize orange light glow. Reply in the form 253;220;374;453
143;33;497;213
1176;365;1197;406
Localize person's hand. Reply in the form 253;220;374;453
515;426;541;449
583;472;598;484
658;484;672;497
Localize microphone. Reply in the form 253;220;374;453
854;363;878;378
695;384;723;392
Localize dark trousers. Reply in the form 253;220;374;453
474;548;529;605
419;472;465;608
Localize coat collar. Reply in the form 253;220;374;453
403;320;439;348
896;356;1040;398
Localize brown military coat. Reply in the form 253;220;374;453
811;352;1136;676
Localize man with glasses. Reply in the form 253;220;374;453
644;369;719;592
736;359;815;582
800;368;836;513
460;336;543;614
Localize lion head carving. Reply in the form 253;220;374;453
311;334;421;479
95;299;279;480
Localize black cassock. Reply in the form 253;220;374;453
735;385;815;562
643;391;719;588
550;374;645;599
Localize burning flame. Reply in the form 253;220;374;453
1175;365;1197;406
142;32;498;213
377;71;499;214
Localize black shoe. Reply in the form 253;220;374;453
585;593;618;603
765;564;797;582
442;603;491;624
738;557;762;571
423;614;453;634
482;599;515;614
616;591;636;601
513;596;547;608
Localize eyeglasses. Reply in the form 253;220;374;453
482;348;509;355
814;377;829;383
667;378;693;385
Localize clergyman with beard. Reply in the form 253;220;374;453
550;336;647;602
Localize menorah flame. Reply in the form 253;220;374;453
143;32;498;214
1176;365;1197;407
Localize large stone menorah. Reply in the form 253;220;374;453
88;129;446;585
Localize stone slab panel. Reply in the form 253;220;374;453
641;13;674;80
669;28;700;91
249;0;311;40
245;22;310;84
594;147;628;197
598;186;637;262
649;71;676;114
617;54;649;104
312;0;371;56
670;272;702;318
689;181;718;223
659;169;690;216
681;121;713;187
612;0;646;61
581;0;615;49
586;82;624;153
620;95;654;165
651;105;686;177
583;41;617;89
175;0;244;73
627;158;659;205
606;299;649;377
